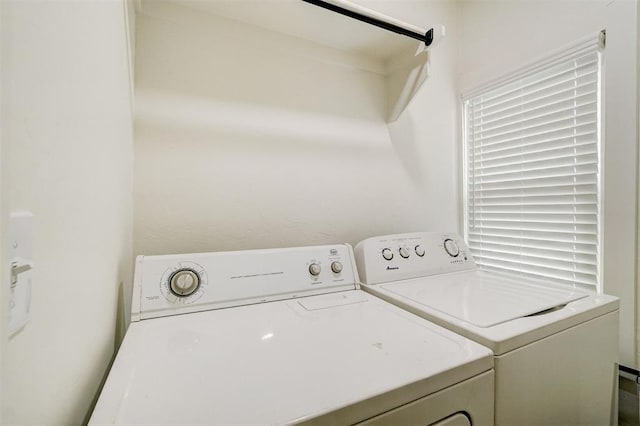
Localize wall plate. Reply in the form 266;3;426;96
9;211;33;337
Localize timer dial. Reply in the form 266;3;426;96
443;239;460;257
331;261;343;274
399;246;410;259
381;248;393;261
169;269;200;297
415;245;425;257
309;263;321;276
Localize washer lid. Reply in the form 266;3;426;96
90;290;493;425
381;270;588;328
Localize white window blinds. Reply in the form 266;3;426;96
463;35;604;290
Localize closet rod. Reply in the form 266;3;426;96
301;0;434;46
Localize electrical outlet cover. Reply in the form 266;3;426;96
9;211;33;337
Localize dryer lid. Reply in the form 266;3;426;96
380;270;588;328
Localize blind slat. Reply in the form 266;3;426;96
469;206;598;214
471;254;596;276
474;155;598;178
472;90;597;126
469;53;597;103
471;131;596;158
472;137;596;162
479;264;597;287
471;95;597;135
472;186;597;198
468;224;598;234
467;245;597;268
471;175;597;192
470;111;597;141
470;56;598;108
470;78;597;121
467;237;597;256
470;218;597;226
472;199;597;207
470;121;597;148
467;231;597;245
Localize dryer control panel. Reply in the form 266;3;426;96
354;232;476;285
132;244;358;321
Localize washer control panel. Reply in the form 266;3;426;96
133;244;357;320
160;262;208;305
354;232;476;285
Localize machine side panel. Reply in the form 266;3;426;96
494;311;619;426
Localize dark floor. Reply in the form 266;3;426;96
620;374;639;426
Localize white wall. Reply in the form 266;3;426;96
134;0;460;258
0;0;8;417
380;0;463;231
458;0;638;367
1;0;134;424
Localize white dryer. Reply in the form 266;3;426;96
90;243;494;425
355;232;619;426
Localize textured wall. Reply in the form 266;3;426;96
133;0;461;258
2;0;134;423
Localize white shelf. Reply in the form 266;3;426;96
136;0;443;121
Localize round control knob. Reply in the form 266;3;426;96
381;248;393;261
399;246;410;259
169;269;200;297
443;239;460;257
415;245;425;257
331;261;343;274
309;263;321;276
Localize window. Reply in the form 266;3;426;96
463;34;604;291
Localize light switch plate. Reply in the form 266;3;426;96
9;211;33;337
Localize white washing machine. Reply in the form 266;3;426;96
90;243;494;425
354;232;619;426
